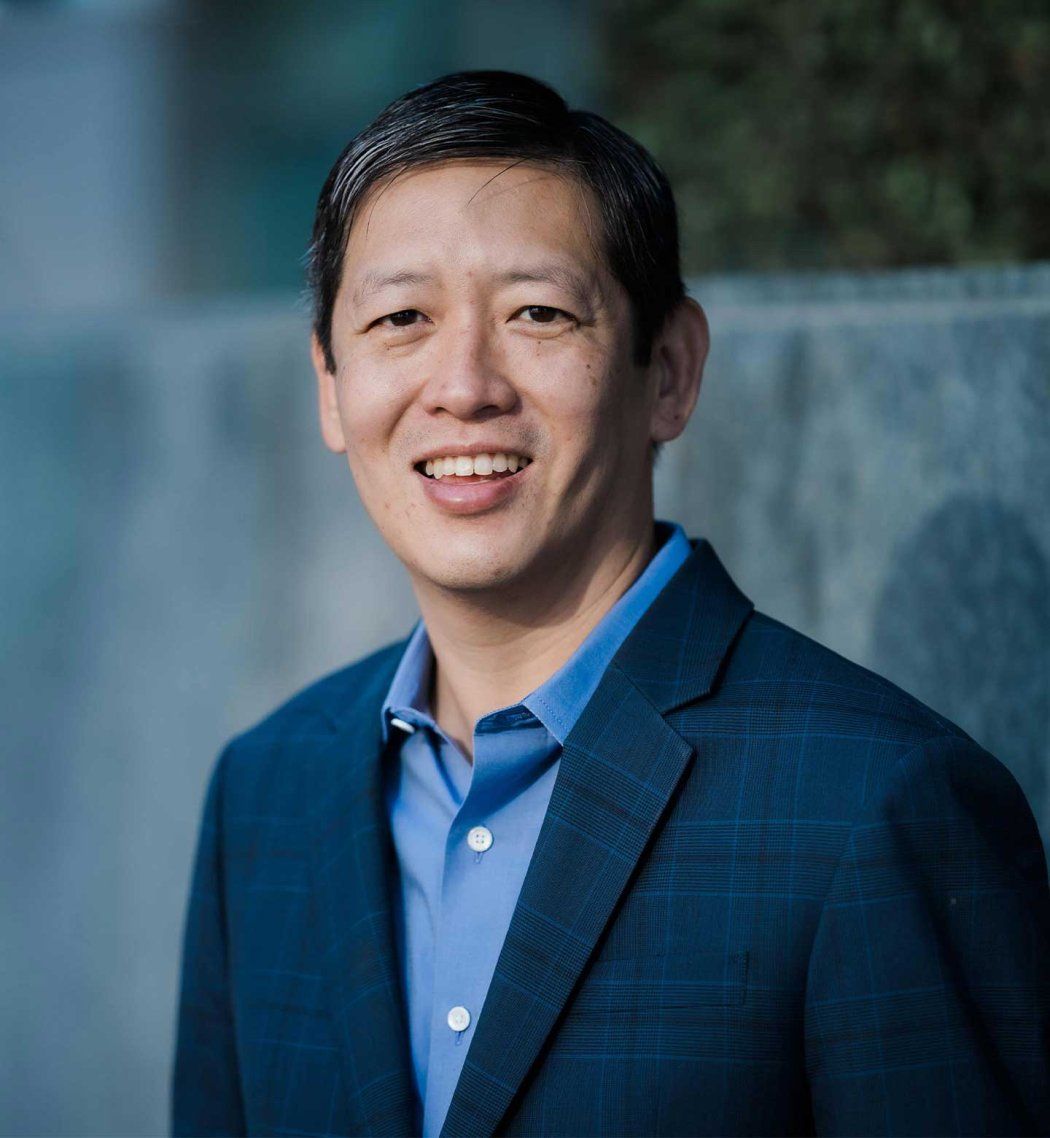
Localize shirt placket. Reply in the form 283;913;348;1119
422;716;523;1135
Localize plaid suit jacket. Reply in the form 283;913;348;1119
172;539;1050;1136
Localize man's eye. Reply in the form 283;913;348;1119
377;309;424;328
518;305;571;325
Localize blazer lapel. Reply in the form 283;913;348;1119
440;539;754;1138
302;650;419;1137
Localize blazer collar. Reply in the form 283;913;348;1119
612;536;755;713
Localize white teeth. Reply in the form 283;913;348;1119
421;452;531;478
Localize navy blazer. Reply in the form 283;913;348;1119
172;539;1050;1136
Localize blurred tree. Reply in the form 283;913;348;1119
603;0;1050;270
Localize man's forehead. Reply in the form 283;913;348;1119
338;160;612;308
351;159;599;242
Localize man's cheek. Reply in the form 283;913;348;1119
341;401;397;452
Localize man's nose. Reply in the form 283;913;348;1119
418;320;518;420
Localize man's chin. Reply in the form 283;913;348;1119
407;556;525;595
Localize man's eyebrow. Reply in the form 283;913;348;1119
350;270;434;308
496;264;598;306
349;263;599;309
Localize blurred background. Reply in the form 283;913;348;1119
2;1;1048;1133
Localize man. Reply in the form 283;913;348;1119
172;71;1050;1137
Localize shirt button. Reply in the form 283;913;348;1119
467;825;493;853
447;1005;471;1032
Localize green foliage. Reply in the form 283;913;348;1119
602;0;1050;270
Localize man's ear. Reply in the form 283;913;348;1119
648;297;710;445
311;334;347;454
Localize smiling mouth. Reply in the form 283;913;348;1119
414;452;533;480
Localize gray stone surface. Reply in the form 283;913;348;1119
2;265;1047;1133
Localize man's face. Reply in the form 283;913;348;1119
314;160;675;598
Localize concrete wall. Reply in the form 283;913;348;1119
2;264;1047;1133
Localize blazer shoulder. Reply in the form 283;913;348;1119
221;636;408;768
690;609;1039;843
720;607;975;753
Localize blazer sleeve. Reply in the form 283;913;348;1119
804;732;1050;1136
171;746;247;1136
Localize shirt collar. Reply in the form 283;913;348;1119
380;520;693;745
380;616;433;744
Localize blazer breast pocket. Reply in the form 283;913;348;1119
584;948;750;1006
554;949;751;1058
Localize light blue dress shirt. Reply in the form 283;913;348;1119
380;520;692;1136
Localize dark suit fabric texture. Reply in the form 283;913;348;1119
172;539;1050;1137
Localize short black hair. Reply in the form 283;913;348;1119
307;70;685;373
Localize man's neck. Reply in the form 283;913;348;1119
413;522;659;761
